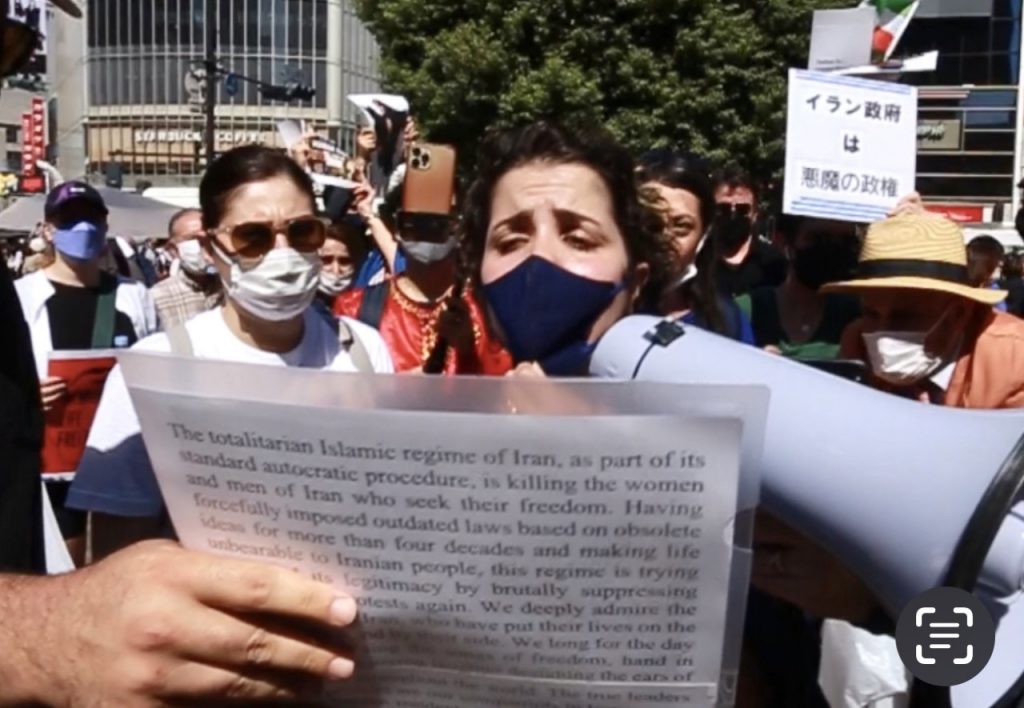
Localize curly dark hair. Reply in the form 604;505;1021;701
636;149;728;334
460;122;673;290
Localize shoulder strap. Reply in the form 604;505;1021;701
336;318;373;373
166;324;195;357
90;277;117;349
356;282;389;329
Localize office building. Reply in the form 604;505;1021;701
50;0;381;188
903;0;1023;222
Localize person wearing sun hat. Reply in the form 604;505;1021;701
830;211;1024;408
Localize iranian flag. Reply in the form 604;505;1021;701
859;0;920;62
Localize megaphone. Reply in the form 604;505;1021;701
591;315;1024;708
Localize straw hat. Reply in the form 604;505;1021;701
822;212;1006;305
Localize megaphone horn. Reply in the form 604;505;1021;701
591;315;1024;708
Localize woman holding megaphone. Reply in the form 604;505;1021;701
460;122;901;707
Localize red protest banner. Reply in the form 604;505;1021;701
42;351;117;480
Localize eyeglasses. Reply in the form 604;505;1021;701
715;203;753;219
208;215;329;259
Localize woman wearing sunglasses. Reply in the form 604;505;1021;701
66;145;394;558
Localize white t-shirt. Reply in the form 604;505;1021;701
66;307;393;517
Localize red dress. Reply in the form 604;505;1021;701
335;280;513;375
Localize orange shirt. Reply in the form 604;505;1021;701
840;307;1024;409
335;281;512;375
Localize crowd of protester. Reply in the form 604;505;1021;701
4;2;1024;707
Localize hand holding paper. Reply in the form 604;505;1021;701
42;351;117;479
31;540;357;705
39;375;67;412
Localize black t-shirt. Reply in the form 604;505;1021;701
1005;277;1024;318
46;275;138;350
715;239;788;297
0;266;45;572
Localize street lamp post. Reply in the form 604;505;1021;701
194;55;316;169
203;0;217;168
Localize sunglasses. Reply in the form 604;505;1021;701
320;254;352;267
715;203;753;219
209;215;329;259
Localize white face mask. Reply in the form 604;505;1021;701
318;269;353;297
177;239;213;276
862;306;959;386
862;331;945;386
212;246;321;322
664;227;711;293
399;236;457;265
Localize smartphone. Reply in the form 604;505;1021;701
402;143;456;216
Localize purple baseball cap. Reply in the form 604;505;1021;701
44;181;108;220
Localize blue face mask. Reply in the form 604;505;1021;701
483;256;624;376
53;221;108;262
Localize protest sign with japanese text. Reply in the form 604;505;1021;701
119;352;766;708
784;69;917;224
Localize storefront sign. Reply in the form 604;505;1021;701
134;129;267;145
924;203;986;224
917;119;962;151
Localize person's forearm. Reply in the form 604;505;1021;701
367;216;399;274
0;574;63;705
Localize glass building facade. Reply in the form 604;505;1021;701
83;0;380;186
900;0;1023;218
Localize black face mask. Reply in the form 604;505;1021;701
792;237;858;290
713;213;752;252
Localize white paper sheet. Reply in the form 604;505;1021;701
119;353;767;708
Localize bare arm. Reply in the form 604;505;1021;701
0;541;358;706
0;574;62;704
354;184;400;274
368;215;399;274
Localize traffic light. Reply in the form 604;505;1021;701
258;82;316;103
288;84;316;102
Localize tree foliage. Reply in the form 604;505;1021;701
355;0;850;181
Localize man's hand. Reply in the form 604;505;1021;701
32;541;357;706
40;375;67;412
751;510;879;623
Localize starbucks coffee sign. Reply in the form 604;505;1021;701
134;129;266;145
